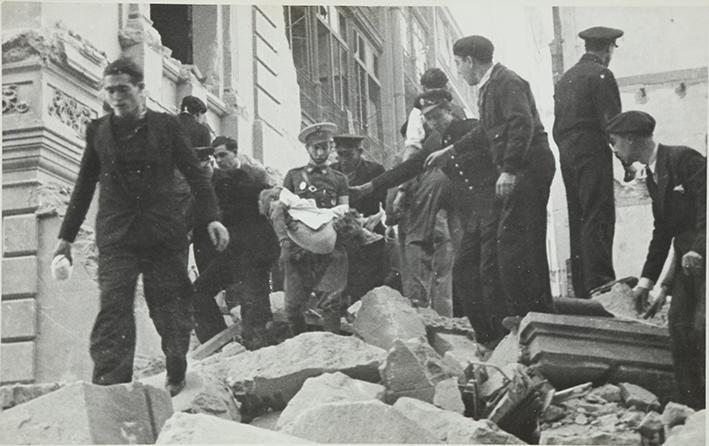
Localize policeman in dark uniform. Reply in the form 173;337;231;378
553;26;623;299
281;122;349;335
331;134;386;303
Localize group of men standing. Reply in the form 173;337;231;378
54;25;704;408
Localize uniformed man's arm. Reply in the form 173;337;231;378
592;69;622;137
370;149;427;191
337;174;349;205
58;121;101;243
372;164;388;209
282;170;296;193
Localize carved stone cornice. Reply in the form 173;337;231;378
3;84;30;114
47;85;98;138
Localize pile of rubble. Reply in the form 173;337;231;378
0;285;704;445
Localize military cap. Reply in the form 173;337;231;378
181;95;207;114
333;134;365;149
298;122;338;145
418;88;453;115
578;26;624;43
606;111;656;136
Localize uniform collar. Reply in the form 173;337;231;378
306;163;329;174
580;53;605;66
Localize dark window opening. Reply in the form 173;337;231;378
151;4;193;65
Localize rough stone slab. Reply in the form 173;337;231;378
281;399;440;444
208;332;385;414
519;312;676;403
393;397;525;444
156;412;311;444
664;410;705;446
1;256;37;297
638;411;663;437
0;341;35;384
0;381;173;444
430;331;479;357
250;410;281;431
539;424;640;445
188;324;242;361
618;382;660;411
433;377;464;414
421;311;477;339
592;283;640;319
3;213;38;256
0;382;62;410
1;299;37;341
277;372;384;430
661;401;695;428
269;291;286;321
586;383;622;403
443;348;480;371
141;370;240;421
379;338;462;404
353;286;427;350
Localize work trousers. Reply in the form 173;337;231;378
344;238;386;303
560;140;616;298
92;245;193;386
497;156;556;316
284;245;347;335
668;234;706;409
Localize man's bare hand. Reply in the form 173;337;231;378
392;190;407;215
53;239;73;265
496;172;517;198
424;146;454;170
681;251;703;276
632;286;651;314
643;285;669;319
207;221;229;251
349;182;374;200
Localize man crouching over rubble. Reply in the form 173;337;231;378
52;58;229;396
263;123;350;335
608;110;706;409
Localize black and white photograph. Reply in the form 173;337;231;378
0;0;707;444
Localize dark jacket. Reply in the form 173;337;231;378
177;112;211;148
641;144;706;282
552;53;621;146
331;159;386;217
453;63;554;176
59;110;220;250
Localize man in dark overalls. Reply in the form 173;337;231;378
281;122;349;335
553;26;624;298
331;134;386;303
609;111;706;409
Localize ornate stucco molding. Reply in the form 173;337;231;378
47;85;98;138
3;84;30;114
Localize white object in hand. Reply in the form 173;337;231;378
51;255;73;281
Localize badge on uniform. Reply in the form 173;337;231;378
308;185;317;193
299;181;307;191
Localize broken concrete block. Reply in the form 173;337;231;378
393;397;525;444
429;331;479;357
539;425;640;445
638;411;664;444
543;405;566;423
662;401;695;429
619;382;660;411
269;291;286;321
141;370;240;421
281;399;440;444
443;348;480;371
433;377;464;414
205;332;385;416
0;381;173;444
586;383;622;403
379;338;462;404
487;331;521;369
156;412;311;443
0;382;63;410
276;372;385;430
353;286;427;350
663;410;705;446
592;283;640;319
250;410;281;431
519;312;677;403
421;311;477;339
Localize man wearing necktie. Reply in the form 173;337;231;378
608;110;706;409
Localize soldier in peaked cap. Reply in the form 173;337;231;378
607;110;706;409
552;25;625;299
280;122;349;335
331;133;387;303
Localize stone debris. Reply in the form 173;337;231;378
276;372;385;430
586;383;622;403
281;399;440;444
429;331;479;357
592;283;668;327
205;332;385;417
269;291;287;322
661;401;695;429
189;324;242;361
392;396;526;444
443;347;481;371
249;410;281;431
379;338;463;404
663;409;705;446
141;370;240;421
419;308;477;339
156;412;311;444
0;381;172;444
637;411;663;445
433;377;465;414
618;382;661;412
353;286;427;350
0;382;63;410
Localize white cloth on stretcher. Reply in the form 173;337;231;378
278;187;349;230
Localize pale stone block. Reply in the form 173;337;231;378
1;256;38;297
0;342;35;383
1;299;37;340
3;214;38;256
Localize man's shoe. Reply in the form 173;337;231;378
165;378;186;397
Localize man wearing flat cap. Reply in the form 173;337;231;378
331;134;386;302
608;110;706;409
553;26;625;299
426;35;557;323
280;122;349;334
